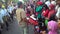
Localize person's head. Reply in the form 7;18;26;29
48;20;58;31
49;4;55;10
33;1;35;4
30;8;34;15
18;1;23;8
43;4;49;10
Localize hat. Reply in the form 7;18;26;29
51;1;56;6
48;21;58;31
45;1;50;7
37;2;43;5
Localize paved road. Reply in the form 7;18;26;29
2;17;34;34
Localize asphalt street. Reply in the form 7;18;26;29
2;17;34;34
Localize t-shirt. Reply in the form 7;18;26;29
48;9;55;19
16;8;26;27
16;8;26;22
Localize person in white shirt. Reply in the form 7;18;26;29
56;7;60;19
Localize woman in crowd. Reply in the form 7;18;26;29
48;15;58;34
48;4;56;19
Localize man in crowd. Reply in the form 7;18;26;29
16;1;27;34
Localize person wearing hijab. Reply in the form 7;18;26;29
48;4;56;19
48;14;58;34
48;20;58;34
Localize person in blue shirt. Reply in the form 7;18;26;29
7;5;14;20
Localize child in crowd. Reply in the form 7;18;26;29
48;15;58;34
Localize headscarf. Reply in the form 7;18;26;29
48;20;58;34
37;1;43;5
49;4;55;9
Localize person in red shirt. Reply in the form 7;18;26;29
42;4;49;18
48;4;56;19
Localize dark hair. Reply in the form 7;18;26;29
43;4;49;10
17;1;22;8
49;14;57;21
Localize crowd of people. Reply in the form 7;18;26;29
21;0;60;34
0;2;17;34
0;0;60;34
